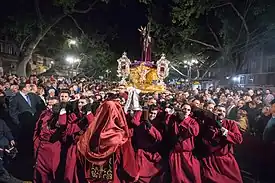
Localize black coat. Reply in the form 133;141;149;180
9;92;45;126
0;118;13;147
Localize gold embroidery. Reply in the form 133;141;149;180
89;154;114;181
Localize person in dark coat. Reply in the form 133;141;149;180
8;82;45;180
0;118;23;183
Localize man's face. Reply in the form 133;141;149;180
5;83;10;89
31;85;37;93
48;99;59;109
74;93;81;100
248;90;254;96
149;110;158;121
182;104;191;117
153;93;159;100
206;103;215;112
214;106;226;120
99;91;105;96
270;104;275;114
192;100;200;108
148;98;157;106
266;90;270;94
60;93;69;102
95;95;101;101
262;106;270;116
11;85;18;93
237;100;245;108
73;85;78;92
184;92;189;98
78;99;87;110
25;84;31;93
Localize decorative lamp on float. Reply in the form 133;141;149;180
156;53;170;85
117;52;131;85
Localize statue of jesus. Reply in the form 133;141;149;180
138;23;152;62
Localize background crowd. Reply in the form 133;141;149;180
0;73;274;182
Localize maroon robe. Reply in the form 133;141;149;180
134;118;165;183
64;112;94;183
168;115;201;183
33;110;63;183
126;111;142;138
77;101;140;183
201;119;243;183
80;140;139;183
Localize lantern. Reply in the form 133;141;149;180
156;53;170;84
117;52;131;84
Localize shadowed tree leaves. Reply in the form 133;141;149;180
0;0;110;76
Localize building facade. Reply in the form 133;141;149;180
0;36;18;75
0;35;54;75
206;42;275;88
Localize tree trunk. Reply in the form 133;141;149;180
16;14;67;76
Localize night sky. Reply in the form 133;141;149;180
0;0;150;59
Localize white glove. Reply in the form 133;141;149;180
220;127;228;137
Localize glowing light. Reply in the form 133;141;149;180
232;76;240;82
68;39;77;45
65;56;80;64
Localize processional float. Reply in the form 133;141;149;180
117;23;170;93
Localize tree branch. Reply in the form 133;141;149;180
200;60;218;79
186;38;221;52
211;2;231;9
68;15;98;48
19;35;31;52
233;0;252;45
170;64;188;77
207;23;222;48
229;2;250;41
34;0;44;28
71;0;99;13
211;2;250;47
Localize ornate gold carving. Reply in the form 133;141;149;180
89;154;114;181
128;65;165;93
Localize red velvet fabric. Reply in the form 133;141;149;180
168;116;202;183
78;101;129;165
64;112;94;183
77;101;139;183
33;110;61;183
201;119;243;183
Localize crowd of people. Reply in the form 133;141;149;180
0;74;274;183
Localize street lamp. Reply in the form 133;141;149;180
106;69;111;79
66;56;74;64
65;56;80;64
65;56;81;77
232;76;240;82
183;58;198;79
68;39;77;46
